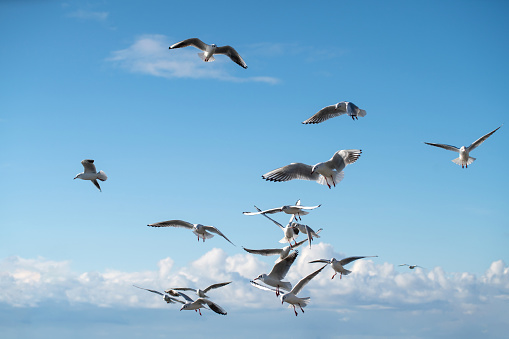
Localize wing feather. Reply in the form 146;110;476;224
467;125;502;152
147;220;194;229
302;104;347;124
268;251;298;280
262;163;318;182
169;38;208;51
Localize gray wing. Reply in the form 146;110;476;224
254;206;284;230
133;285;164;296
467;125;502;152
167;287;197;293
169;38;208;51
302;104;347;124
250;280;277;293
214;45;247;69
197;298;227;315
81;159;97;173
243;247;283;256
289;238;309;250
176;291;194;303
268;251;298;280
424;142;460;152
331;149;362;169
291;264;328;295
339;256;378;266
243;207;282;216
91;179;102;192
295;205;321;210
262;163;319;182
203;226;235;246
308;259;331;264
203;281;231;293
147;220;194;229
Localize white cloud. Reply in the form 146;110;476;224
107;35;279;84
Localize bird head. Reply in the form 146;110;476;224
73;173;82;180
254;274;265;281
281;294;287;304
180;304;188;311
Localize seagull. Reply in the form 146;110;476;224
169;38;247;69
399;264;424;270
290;222;323;249
74;159;108;192
165;281;231;299
253;251;298;297
424;125;502;168
147;220;235;246
309;256;378;279
243;200;321;221
262;149;362;189
176;291;227;316
251;264;327;316
254;206;300;246
133;285;182;304
243;237;312;263
303;101;367;124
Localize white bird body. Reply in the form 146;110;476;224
74;159;108;191
177;292;227;316
302;101;366;124
169;38;247;68
310;256;378;279
262;149;362;189
147;220;235;245
424;125;501;168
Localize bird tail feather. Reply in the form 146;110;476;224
452;157;475;166
193;230;214;239
97;170;108;181
198;52;215;62
357;109;367;117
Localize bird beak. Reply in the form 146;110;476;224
281;299;284;305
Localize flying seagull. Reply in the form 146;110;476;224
169;38;247;69
424;125;502;168
253;251;298;297
243;200;321;220
262;149;362;189
303;101;366;124
176;291;227;316
399;264;424;270
165;282;231;299
133;285;182;304
253;206;300;246
290;222;322;248
251;264;328;316
309;256;378;279
73;159;108;192
147;220;235;246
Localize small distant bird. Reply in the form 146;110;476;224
424;125;502;168
399;264;424;270
169;38;247;69
303;101;367;124
133;285;182;304
309;256;378;279
251;264;327;316
262;149;362;189
243;200;321;220
74;159;108;192
147;220;235;246
253;251;298;297
176;291;227;316
165;282;231;299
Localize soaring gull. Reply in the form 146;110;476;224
399;264;424;270
262;149;362;189
74;159;108;192
243;200;321;220
165;281;231;299
176;291;227;316
424;125;501;168
253;251;298;296
133;285;182;304
147;220;235;246
303;101;367;124
309;256;378;279
169;38;247;69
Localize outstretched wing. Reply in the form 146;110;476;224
81;159;97;173
175;291;194;303
214;45;247;69
197;298;228;315
243;247;283;256
424;142;460;153
133;285;164;296
291;264;328;295
302;104;347;124
262;163;319;182
91;179;102;192
250;280;277;293
169;38;208;51
254;206;284;230
203;281;232;293
331;149;362;169
147;220;194;229
467;125;502;152
308;259;331;264
268;251;298;280
339;255;378;266
203;226;235;246
243;207;282;216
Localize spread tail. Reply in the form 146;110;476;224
452;157;475;167
198;52;215;62
97;170;108;181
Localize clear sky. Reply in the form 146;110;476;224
1;0;508;338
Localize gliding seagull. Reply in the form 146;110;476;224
165;281;232;298
424;125;501;168
303;101;366;124
399;264;424;269
169;38;247;69
74;159;108;192
133;285;182;304
262;149;362;189
253;251;298;297
176;291;227;316
243;200;321;220
309;256;378;279
147;220;235;246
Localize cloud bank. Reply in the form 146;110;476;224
107;35;279;84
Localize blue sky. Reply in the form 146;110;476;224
1;0;508;338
